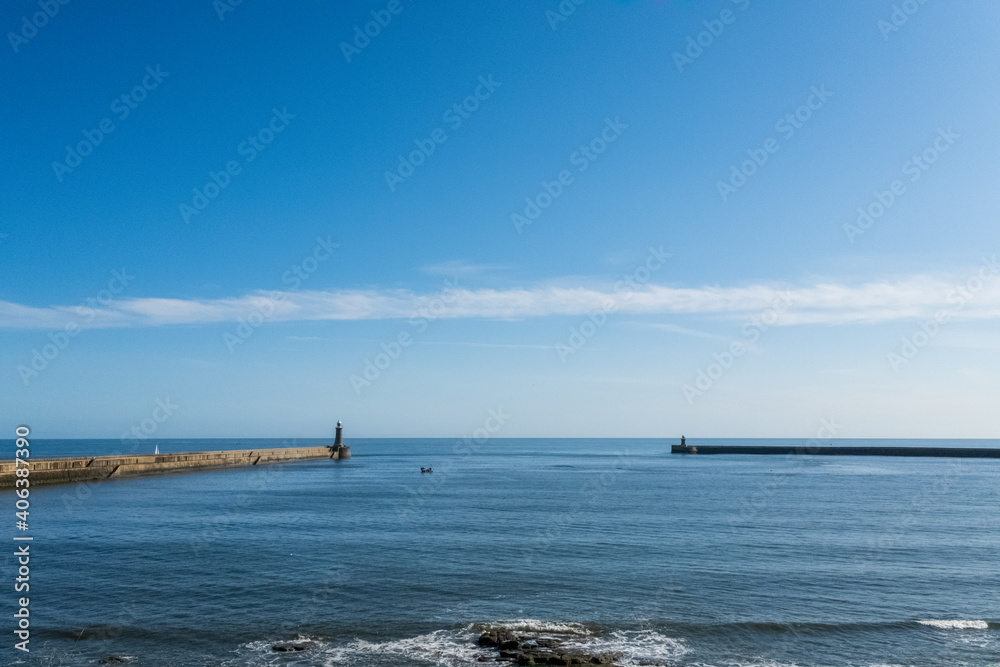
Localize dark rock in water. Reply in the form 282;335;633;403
478;628;517;647
271;641;318;652
99;659;127;665
476;626;621;667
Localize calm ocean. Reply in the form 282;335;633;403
3;438;999;666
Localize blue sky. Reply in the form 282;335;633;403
2;1;1000;439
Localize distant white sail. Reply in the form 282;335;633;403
154;445;159;455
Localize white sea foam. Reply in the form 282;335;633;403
683;661;801;667
234;624;692;666
689;662;907;667
230;638;334;666
323;629;482;666
563;629;689;666
236;629;483;666
483;618;592;634
917;619;988;630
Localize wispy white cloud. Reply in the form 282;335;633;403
420;260;512;278
415;341;554;350
3;270;1000;330
640;322;734;342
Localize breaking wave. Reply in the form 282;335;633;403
236;629;480;666
917;619;989;630
226;617;998;666
562;629;690;665
478;618;593;635
230;623;690;666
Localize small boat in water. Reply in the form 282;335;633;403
420;467;433;474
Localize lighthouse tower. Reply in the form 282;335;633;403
332;420;350;460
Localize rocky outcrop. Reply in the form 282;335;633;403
271;640;319;652
476;628;621;666
478;628;518;648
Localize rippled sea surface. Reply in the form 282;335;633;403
3;438;999;666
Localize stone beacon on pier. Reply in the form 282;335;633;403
331;420;351;460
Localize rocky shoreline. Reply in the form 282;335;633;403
476;627;622;666
267;626;624;664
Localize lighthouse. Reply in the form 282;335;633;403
332;420;350;460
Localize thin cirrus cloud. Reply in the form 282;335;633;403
419;260;513;277
1;272;999;330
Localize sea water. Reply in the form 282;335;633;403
2;438;998;666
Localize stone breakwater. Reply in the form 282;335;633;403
671;444;1000;457
0;446;349;488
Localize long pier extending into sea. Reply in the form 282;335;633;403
671;444;1000;458
3;420;352;488
0;444;350;488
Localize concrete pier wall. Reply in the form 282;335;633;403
671;444;1000;458
0;446;344;488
